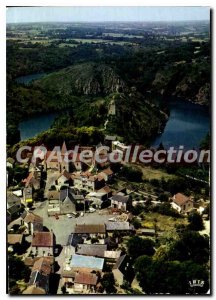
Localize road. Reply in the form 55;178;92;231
34;201;112;245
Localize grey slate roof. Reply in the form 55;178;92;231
29;271;49;292
76;244;107;257
105;221;134;231
110;195;129;203
7;192;21;207
67;234;84;247
60;188;84;202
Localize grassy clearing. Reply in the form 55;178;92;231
140;165;179;181
142;212;188;231
59;43;78;48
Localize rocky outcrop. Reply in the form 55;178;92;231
35;63;127;96
195;83;210;105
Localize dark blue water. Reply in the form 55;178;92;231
151;98;210;149
15;73;46;85
18;97;210;147
19;112;58;141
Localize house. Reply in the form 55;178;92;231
74;271;98;293
73;173;105;192
44;143;69;172
76;244;107;258
22;172;40;190
74;224;106;239
56;169;72;186
31;231;54;256
97;186;112;199
59;188;77;215
83;175;105;192
99;168;113;182
72;173;83;188
31;256;54;276
28;271;49;293
23;187;33;204
172;193;194;214
87;186;112;208
24;256;54;269
65;234;84;257
47;190;60;201
112;141;130;154
8;234;24;251
47;190;60;216
105;222;134;236
110;194;132;211
7;191;21;208
7;157;15;168
7;204;23;223
23;212;43;235
7;192;22;222
70;254;104;273
104;250;121;263
112;254;131;286
12;189;23;197
23;256;54;295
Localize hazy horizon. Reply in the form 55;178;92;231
6;7;210;24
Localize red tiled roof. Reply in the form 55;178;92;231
24;212;43;224
97;185;112;194
74;224;105;234
173;193;192;206
8;234;23;245
32;232;54;247
32;257;54;276
74;271;98;286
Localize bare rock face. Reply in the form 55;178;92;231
35;62;127;96
195;83;210;105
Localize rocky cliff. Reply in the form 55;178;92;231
34;62;127;96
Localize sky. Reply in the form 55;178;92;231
6;6;210;23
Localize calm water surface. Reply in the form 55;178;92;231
151;98;210;149
19;113;58;141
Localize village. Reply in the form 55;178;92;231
7;137;210;295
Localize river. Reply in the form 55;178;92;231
16;73;210;148
19;112;59;141
151;98;210;149
15;73;46;85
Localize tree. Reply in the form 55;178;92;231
158;192;169;202
120;165;143;182
8;254;31;295
127;236;155;259
61;285;67;294
131;218;142;229
134;256;209;294
8;254;31;282
101;272;117;293
168;230;209;264
188;211;204;231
